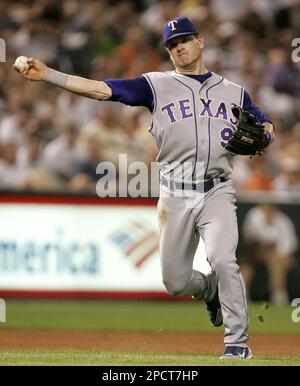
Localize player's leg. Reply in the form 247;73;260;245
158;196;210;299
197;187;249;347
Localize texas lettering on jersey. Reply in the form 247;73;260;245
161;98;239;125
144;71;244;181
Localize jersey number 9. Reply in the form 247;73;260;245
220;127;233;148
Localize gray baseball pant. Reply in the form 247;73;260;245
157;180;249;346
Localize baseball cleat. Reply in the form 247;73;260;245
205;288;223;327
220;346;253;359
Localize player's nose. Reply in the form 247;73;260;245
176;42;185;51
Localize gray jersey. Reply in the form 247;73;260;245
143;71;243;182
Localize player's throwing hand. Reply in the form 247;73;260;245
13;56;47;81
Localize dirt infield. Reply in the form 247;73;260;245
0;330;300;356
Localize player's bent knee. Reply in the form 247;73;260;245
162;278;189;296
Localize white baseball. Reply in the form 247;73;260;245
14;56;29;72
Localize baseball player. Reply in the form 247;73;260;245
14;16;274;359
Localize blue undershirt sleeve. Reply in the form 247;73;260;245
103;76;154;112
242;89;272;124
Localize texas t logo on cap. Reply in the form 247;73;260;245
163;16;199;44
168;20;178;31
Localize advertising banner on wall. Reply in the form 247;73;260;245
0;197;210;297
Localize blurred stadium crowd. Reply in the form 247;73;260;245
1;0;300;194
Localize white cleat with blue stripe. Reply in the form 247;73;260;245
220;346;253;359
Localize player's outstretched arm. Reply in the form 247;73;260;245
13;57;112;100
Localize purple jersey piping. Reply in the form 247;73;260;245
240;86;244;107
204;76;224;178
165;73;199;179
143;74;157;132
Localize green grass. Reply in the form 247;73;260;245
0;349;299;366
0;300;299;365
0;300;298;334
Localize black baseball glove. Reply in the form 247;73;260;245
225;104;267;156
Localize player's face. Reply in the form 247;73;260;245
166;35;203;69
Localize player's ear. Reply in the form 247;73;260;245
196;35;204;49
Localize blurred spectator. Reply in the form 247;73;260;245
80;103;132;168
211;0;249;22
140;0;179;39
114;26;162;78
0;101;33;145
0;141;26;188
241;203;298;304
56;91;99;127
17;133;44;169
273;162;300;191
69;134;104;193
120;107;156;164
42;121;84;180
266;47;300;99
242;158;273;191
1;0;300;193
272;129;300;191
10;21;58;64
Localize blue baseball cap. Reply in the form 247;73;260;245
163;16;199;45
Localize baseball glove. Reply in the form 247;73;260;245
225;104;267;156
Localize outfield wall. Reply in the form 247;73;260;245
0;193;299;299
0;194;211;298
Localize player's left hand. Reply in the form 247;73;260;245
225;105;267;156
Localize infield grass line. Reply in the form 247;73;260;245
0;349;299;366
